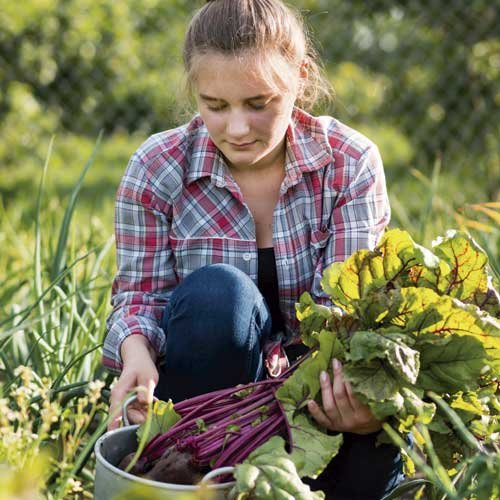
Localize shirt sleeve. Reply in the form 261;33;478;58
102;153;177;373
309;144;391;306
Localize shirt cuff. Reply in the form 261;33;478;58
102;316;166;373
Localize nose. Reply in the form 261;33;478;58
226;110;250;140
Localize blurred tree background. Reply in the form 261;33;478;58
0;0;499;243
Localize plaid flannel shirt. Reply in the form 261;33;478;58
103;107;390;374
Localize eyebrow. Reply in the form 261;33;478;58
199;93;272;102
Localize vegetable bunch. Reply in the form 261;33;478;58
287;229;499;465
135;378;291;471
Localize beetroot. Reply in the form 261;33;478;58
118;354;309;485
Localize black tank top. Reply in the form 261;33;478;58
257;247;285;334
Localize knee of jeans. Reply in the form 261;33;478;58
173;264;262;314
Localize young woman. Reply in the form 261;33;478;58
104;0;403;497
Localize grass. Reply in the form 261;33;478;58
0;137;115;497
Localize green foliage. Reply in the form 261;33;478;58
384;394;500;500
1;0;498;192
295;228;499;465
136;399;181;446
0;0;498;490
0;366;108;499
0;139;114;497
231;436;325;499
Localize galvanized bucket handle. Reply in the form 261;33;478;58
122;394;159;427
200;466;236;484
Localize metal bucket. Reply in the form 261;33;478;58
94;419;235;499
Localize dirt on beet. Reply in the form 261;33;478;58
118;447;208;485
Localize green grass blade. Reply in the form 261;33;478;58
0;247;100;330
69;412;109;478
427;392;486;454
418;424;456;494
50;131;103;282
471;230;499;280
382;423;460;500
51;344;103;390
33;136;55;373
29;381;89;406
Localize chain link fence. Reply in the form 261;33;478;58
1;0;498;201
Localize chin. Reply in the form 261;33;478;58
224;152;263;168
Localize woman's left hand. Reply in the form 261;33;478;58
307;358;382;434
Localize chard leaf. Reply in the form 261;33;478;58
296;292;332;347
326;311;361;343
431;230;489;301
321;249;383;313
284;408;343;479
136;399;181;445
450;391;485;417
428;413;452;434
416;335;487;392
395;387;436;432
320;229;445;312
342;359;404;419
469;284;500;318
372;287;500;374
232;436;325;499
349;330;420;384
277;329;341;406
452;301;500;373
276;329;344;479
377;287;442;331
376;228;443;278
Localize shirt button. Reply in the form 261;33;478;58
219;179;226;187
282;258;289;266
243;252;252;261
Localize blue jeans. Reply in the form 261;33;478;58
155;264;404;499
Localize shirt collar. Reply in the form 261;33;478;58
186;117;229;188
186;108;332;188
283;107;332;189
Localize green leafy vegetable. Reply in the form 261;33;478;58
287;228;499;471
231;436;325;499
136;399;181;445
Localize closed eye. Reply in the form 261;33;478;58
207;104;228;112
249;97;275;110
249;102;266;110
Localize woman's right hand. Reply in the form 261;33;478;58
108;335;159;431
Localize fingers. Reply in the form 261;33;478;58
108;371;136;430
108;342;159;431
307;400;332;429
344;378;365;411
108;373;157;430
331;359;355;420
308;359;382;434
319;370;335;415
136;378;156;405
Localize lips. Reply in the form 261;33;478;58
229;141;256;148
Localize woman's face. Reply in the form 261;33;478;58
194;51;299;172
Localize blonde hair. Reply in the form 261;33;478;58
183;0;333;111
